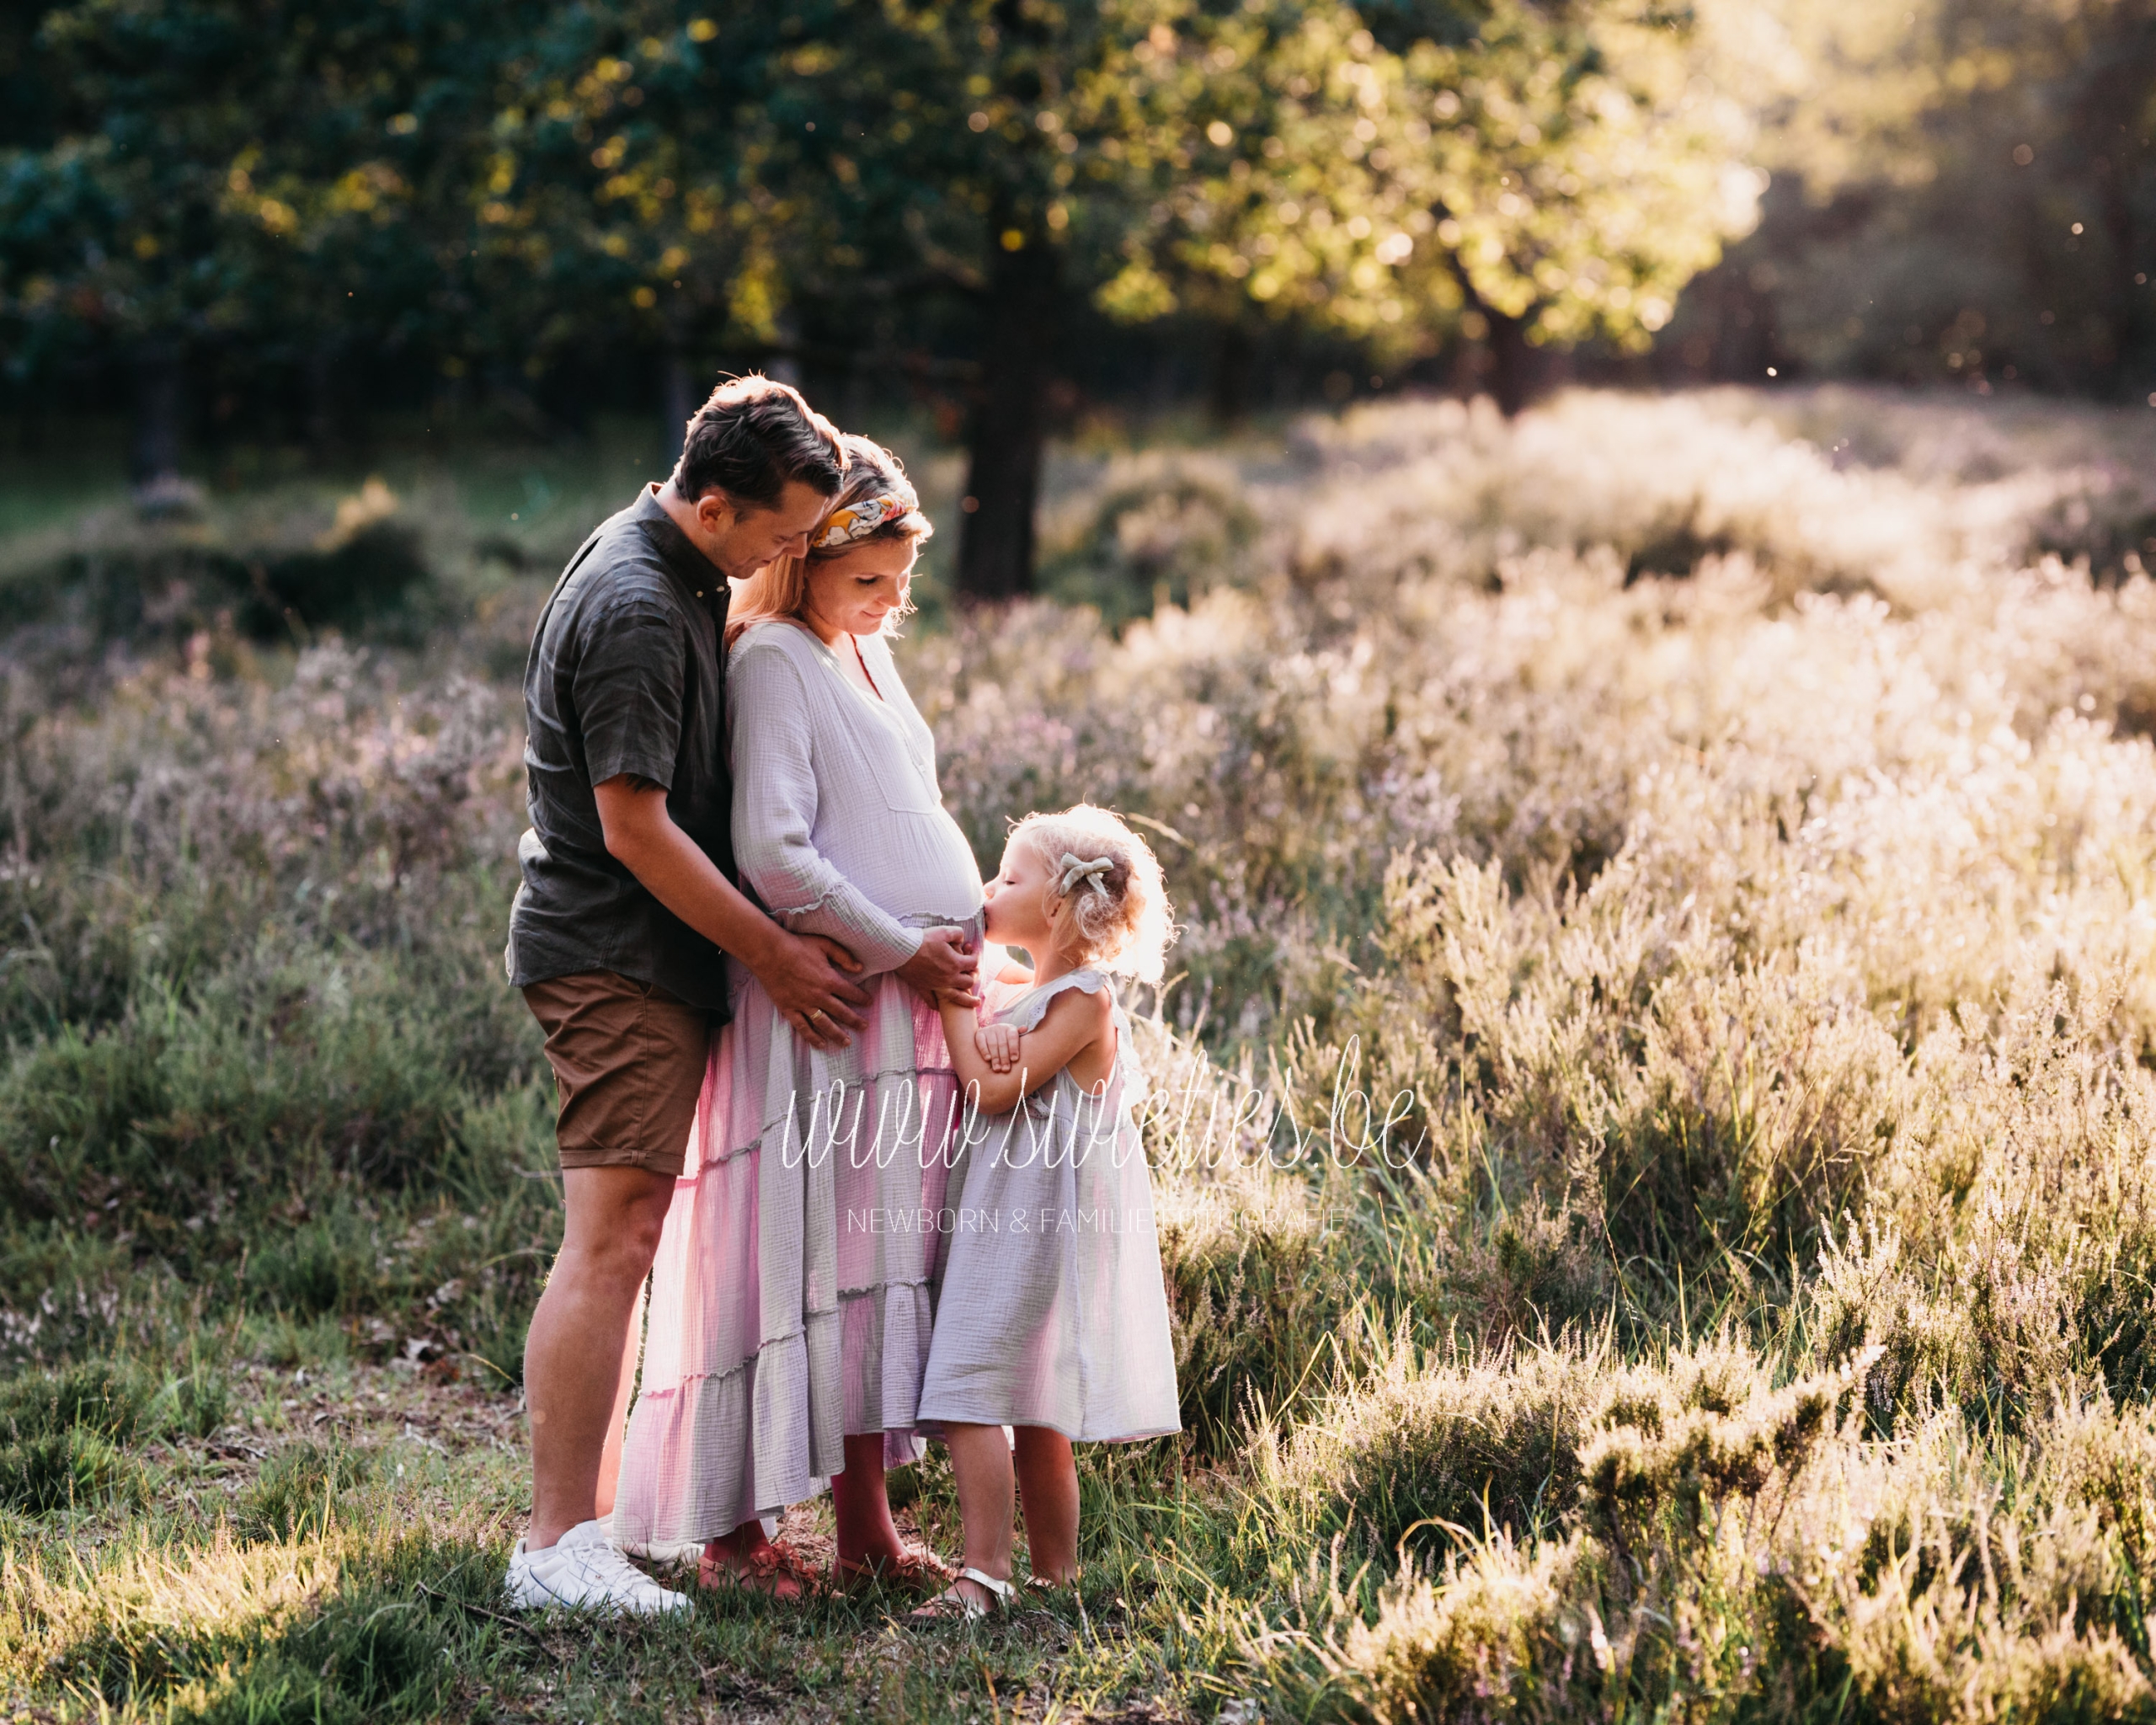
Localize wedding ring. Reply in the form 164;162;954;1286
808;1007;830;1023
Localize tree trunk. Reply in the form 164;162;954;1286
957;232;1057;600
1486;306;1534;418
1209;323;1253;426
130;342;183;489
662;347;696;471
304;342;338;467
1444;240;1539;417
2078;19;2156;393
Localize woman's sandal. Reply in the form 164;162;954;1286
697;1538;822;1600
832;1545;955;1598
909;1566;1017;1622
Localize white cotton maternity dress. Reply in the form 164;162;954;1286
917;969;1182;1444
613;619;984;1551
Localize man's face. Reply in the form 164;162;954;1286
696;479;835;582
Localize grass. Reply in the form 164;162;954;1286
9;382;2156;1720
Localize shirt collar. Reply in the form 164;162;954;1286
633;483;730;612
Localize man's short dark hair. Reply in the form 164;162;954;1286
673;375;847;508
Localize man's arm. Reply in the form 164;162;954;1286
594;776;869;1049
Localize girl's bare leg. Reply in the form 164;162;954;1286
1012;1426;1079;1582
942;1422;1017;1608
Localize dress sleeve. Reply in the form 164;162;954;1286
728;640;925;975
1006;969;1113;1031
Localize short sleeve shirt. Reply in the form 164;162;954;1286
506;484;735;1014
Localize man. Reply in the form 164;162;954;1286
502;376;978;1616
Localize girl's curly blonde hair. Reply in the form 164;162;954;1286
1011;804;1176;985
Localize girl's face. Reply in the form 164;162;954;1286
803;537;916;639
981;836;1057;949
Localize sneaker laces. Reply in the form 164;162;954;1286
563;1537;672;1599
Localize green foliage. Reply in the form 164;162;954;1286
237;1442;375;1544
0;1358;155;1444
0;1428;141;1514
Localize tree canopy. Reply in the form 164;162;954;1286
3;0;2137;586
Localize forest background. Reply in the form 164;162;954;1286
4;0;2154;591
9;3;2156;1723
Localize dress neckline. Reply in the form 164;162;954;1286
766;616;888;707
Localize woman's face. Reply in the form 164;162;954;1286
981;836;1056;948
803;537;917;638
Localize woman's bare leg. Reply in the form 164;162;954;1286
834;1432;912;1567
701;1519;809;1599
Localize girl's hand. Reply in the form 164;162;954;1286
974;1022;1021;1073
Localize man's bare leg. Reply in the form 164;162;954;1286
590;1273;647;1523
525;1165;675;1550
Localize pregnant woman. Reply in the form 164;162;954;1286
612;435;981;1597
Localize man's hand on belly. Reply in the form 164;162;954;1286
751;931;871;1048
593;774;869;1049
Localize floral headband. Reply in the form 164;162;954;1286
813;490;927;550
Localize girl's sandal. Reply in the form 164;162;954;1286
909;1566;1017;1623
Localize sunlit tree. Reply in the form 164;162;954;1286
771;0;1416;597
1374;0;1772;413
473;5;811;448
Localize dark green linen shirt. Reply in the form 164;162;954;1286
506;484;736;1014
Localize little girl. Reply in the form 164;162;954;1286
912;804;1182;1620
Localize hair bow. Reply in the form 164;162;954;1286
1058;852;1113;898
812;491;924;550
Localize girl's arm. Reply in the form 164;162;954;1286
940;985;1112;1114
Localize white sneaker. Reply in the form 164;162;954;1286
504;1519;691;1617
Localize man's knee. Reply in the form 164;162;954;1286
559;1167;675;1276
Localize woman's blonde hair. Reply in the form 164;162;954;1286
725;433;931;650
1011;804;1177;985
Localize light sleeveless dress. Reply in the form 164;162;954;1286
917;969;1182;1444
613;621;983;1552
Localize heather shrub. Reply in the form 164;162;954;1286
12;389;2156;1717
1259;1332;1607;1559
1137;1018;1353;1449
1038;450;1264;622
0;475;462;660
1260;1349;2156;1723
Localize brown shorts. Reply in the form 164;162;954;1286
522;970;710;1178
